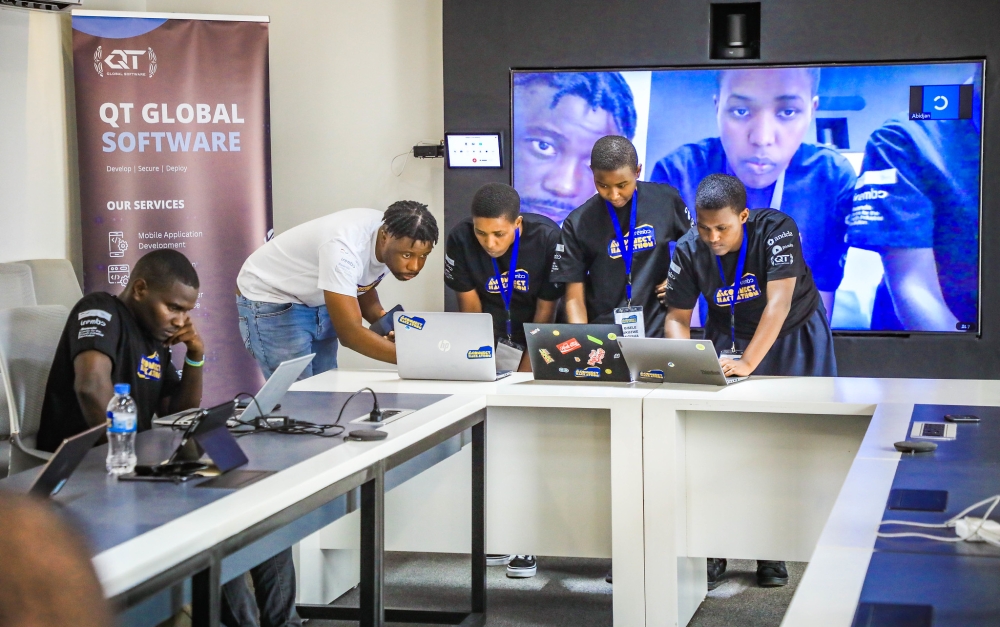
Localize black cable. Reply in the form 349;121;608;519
232;392;267;427
226;387;380;439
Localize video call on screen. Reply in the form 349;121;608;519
511;62;983;334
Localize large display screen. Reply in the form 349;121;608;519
511;62;983;334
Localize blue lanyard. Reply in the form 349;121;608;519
716;224;748;351
605;189;638;304
491;228;520;339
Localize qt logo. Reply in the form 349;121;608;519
94;46;158;78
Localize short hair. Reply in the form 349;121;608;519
131;249;199;291
590;135;639;172
513;72;637;139
383;200;439;244
717;67;822;97
696;174;747;213
471;183;520;222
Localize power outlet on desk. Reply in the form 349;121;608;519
910;422;957;440
349;408;413;428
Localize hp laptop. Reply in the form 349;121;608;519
617;337;749;386
394;312;512;381
524;323;631;383
154;354;315;427
27;424;105;497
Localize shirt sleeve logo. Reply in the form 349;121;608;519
138;351;162;380
357;272;385;295
714;273;762;306
486;269;530;293
78;309;113;321
467;346;493;359
608;224;656;259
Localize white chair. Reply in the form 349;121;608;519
13;259;83;310
0;263;37;310
0;306;68;475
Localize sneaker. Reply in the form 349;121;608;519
756;560;788;587
486;554;512;566
506;555;537;578
605;568;612;584
707;558;727;590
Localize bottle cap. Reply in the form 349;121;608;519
114;383;131;396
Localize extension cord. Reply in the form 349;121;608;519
955;517;1000;543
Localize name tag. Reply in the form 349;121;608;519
614;306;645;338
495;338;524;371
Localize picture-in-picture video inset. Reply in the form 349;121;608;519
511;62;983;334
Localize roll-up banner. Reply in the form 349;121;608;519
72;11;271;402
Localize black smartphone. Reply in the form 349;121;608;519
944;414;981;423
370;305;403;336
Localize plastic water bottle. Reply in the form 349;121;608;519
106;383;137;475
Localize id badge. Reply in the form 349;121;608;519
613;306;645;338
720;349;743;361
495;338;524;372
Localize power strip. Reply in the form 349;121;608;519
349;408;413;428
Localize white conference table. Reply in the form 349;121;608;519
294;370;1000;627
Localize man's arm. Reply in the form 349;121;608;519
721;277;796;377
166;320;204;414
358;288;387;325
564;282;588;323
72;351;115;428
881;247;958;331
664;307;693;339
455;290;483;313
325;290;397;363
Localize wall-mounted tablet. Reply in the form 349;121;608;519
446;133;503;168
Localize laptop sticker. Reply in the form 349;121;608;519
640;369;665;381
586;335;604;345
538;348;555;364
467;346;493;359
587;348;605;366
695;343;706;350
398;315;426;330
574;367;601;379
556;338;582;354
607;333;617;340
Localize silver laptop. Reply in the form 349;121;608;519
618;337;748;386
153;353;315;426
394;312;511;381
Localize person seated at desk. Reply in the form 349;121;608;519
551;135;693;338
35;250;286;627
663;173;837;589
236;201;439;372
445;182;564;372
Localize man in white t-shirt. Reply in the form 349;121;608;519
237;200;438;376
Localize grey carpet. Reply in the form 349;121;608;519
308;552;804;627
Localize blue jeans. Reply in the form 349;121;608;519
221;548;302;627
237;295;339;379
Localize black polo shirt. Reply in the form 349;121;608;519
665;208;821;340
551;181;693;337
37;292;181;452
445;213;565;345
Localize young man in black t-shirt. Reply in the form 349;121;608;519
664;173;836;589
445;182;564;370
37;250;298;627
551;135;693;337
444;182;564;580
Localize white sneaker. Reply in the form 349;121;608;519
506;554;537;578
486;554;512;566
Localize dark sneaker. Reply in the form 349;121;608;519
506;554;537;578
756;560;789;587
605;568;612;584
707;558;728;590
486;554;511;566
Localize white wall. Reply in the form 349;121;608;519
0;0;445;369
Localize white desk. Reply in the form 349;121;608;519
294;371;1000;627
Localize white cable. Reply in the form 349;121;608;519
877;495;1000;547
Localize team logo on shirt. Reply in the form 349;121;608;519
714;273;762;306
138;351;162;380
486;269;530;293
772;254;794;266
398;315;425;330
467;346;493;359
357;273;385;295
608;224;656;259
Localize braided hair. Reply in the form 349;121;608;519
382;200;439;244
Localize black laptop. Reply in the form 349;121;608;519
28;424;105;498
524;323;631;382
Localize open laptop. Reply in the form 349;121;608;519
153;354;315;427
617;337;749;386
27;424;105;498
524;323;631;382
394;312;512;381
